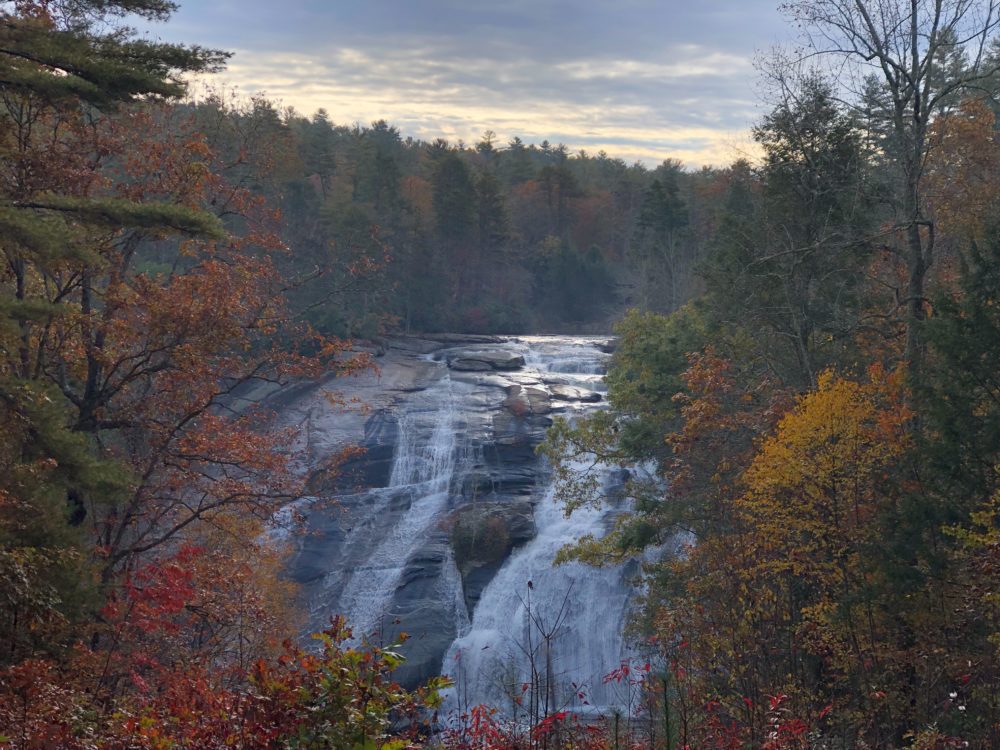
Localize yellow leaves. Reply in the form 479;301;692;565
738;366;910;587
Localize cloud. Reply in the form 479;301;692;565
149;0;788;167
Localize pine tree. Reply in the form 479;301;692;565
0;0;227;655
632;175;689;311
919;233;1000;510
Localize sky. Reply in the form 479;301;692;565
146;1;793;168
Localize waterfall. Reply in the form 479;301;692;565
287;335;636;709
440;337;635;717
323;373;459;642
441;466;634;717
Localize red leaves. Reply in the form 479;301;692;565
1;618;443;749
530;710;569;741
444;704;507;750
603;661;631;684
0;659;87;750
125;545;201;632
760;693;812;750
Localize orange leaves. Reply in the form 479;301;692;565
926;99;1000;248
24;102;365;581
666;349;787;504
649;360;918;745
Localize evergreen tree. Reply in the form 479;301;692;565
476;169;508;257
631;174;689;311
501;136;534;186
431;152;476;245
920;233;1000;509
703;75;872;386
0;0;227;660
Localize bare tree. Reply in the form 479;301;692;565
781;0;1000;369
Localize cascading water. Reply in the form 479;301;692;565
440;337;637;718
330;375;458;640
285;334;638;705
296;370;468;645
441;466;635;717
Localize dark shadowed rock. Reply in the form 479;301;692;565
424;333;508;344
447;358;493;372
492;411;552;453
307;410;400;494
447;350;525;371
384;535;459;688
447;501;536;615
549;384;602;403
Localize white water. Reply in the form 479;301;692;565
331;374;459;641
441;337;635;717
442;468;633;717
295;335;637;713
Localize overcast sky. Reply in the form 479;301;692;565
148;1;792;167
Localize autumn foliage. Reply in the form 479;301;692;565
6;1;1000;748
0;2;381;747
0;617;446;749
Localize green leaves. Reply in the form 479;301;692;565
0;11;228;108
540;306;708;567
605;305;706;455
256;618;447;749
919;235;1000;507
23;195;227;239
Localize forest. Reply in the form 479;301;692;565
1;0;1000;748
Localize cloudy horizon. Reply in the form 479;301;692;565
147;1;792;167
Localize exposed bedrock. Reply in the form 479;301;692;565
274;335;615;689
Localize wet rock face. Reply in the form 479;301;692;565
380;535;458;688
448;501;536;615
275;335;612;689
307;410;399;494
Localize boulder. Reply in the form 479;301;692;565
448;502;536;615
447;350;525;371
448;358;494;372
549;384;602;403
502;384;551;415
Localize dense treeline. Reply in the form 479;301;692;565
3;0;1000;748
150;91;727;337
